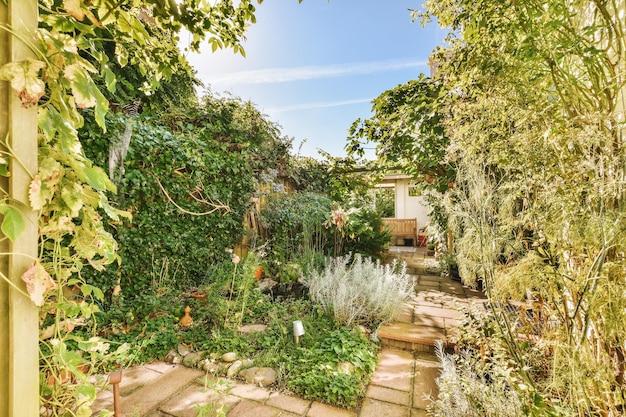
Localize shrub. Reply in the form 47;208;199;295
341;205;391;259
431;341;524;417
305;254;414;326
286;328;377;409
261;192;333;256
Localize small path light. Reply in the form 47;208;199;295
109;368;123;417
293;320;305;345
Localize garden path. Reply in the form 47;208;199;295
92;247;487;417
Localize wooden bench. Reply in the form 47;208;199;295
383;218;418;247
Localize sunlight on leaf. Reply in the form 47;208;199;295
21;262;56;307
0;59;46;108
63;0;85;21
0;206;25;242
28;175;44;210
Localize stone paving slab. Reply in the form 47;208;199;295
365;385;410;406
369;349;414;392
414;305;461;320
359;398;409;417
411;408;430;416
413;361;440;410
378;322;447;346
266;392;312;415
395;302;415;323
413;314;446;329
229;381;272;402
307;401;357;417
227;398;297;417
120;366;204;416
159;383;241;417
119;364;172;396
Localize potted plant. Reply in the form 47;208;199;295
426;242;436;256
441;253;461;282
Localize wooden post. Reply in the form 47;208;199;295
0;1;40;416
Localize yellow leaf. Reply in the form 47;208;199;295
63;0;85;21
21;262;56;307
0;59;46;108
84;8;104;28
64;64;97;108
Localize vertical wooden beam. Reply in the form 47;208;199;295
0;1;39;416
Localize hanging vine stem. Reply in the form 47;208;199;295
155;176;231;215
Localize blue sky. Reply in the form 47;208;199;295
183;1;448;159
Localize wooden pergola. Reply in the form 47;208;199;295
0;1;39;416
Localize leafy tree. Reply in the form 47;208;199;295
347;74;455;193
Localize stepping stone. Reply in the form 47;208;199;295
360;398;409;417
227;399;296;417
413;360;440;410
378;322;447;348
266;392;311;415
365;385;410;406
307;401;357;417
159;383;240;417
369;349;414;392
120;366;203;416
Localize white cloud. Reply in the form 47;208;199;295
208;59;427;86
265;98;373;114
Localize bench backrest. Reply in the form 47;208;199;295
383;218;416;235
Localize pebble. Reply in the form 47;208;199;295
183;352;203;368
226;360;243;378
164;350;181;364
240;367;277;386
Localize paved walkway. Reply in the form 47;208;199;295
93;247;486;417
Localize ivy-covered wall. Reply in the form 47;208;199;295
81;96;291;297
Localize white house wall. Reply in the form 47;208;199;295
394;179;430;229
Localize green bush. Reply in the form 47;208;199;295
286;328;377;409
81;94;292;298
341;205;391;259
260;192;334;281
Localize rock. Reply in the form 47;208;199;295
226;360;243;378
337;361;355;374
240;367;277;386
164;350;181;364
177;344;192;356
201;360;222;375
258;278;278;293
222;352;238;362
238;324;268;334
183;352;203;368
242;359;254;368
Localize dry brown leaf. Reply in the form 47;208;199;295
63;0;85;21
21;261;56;307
